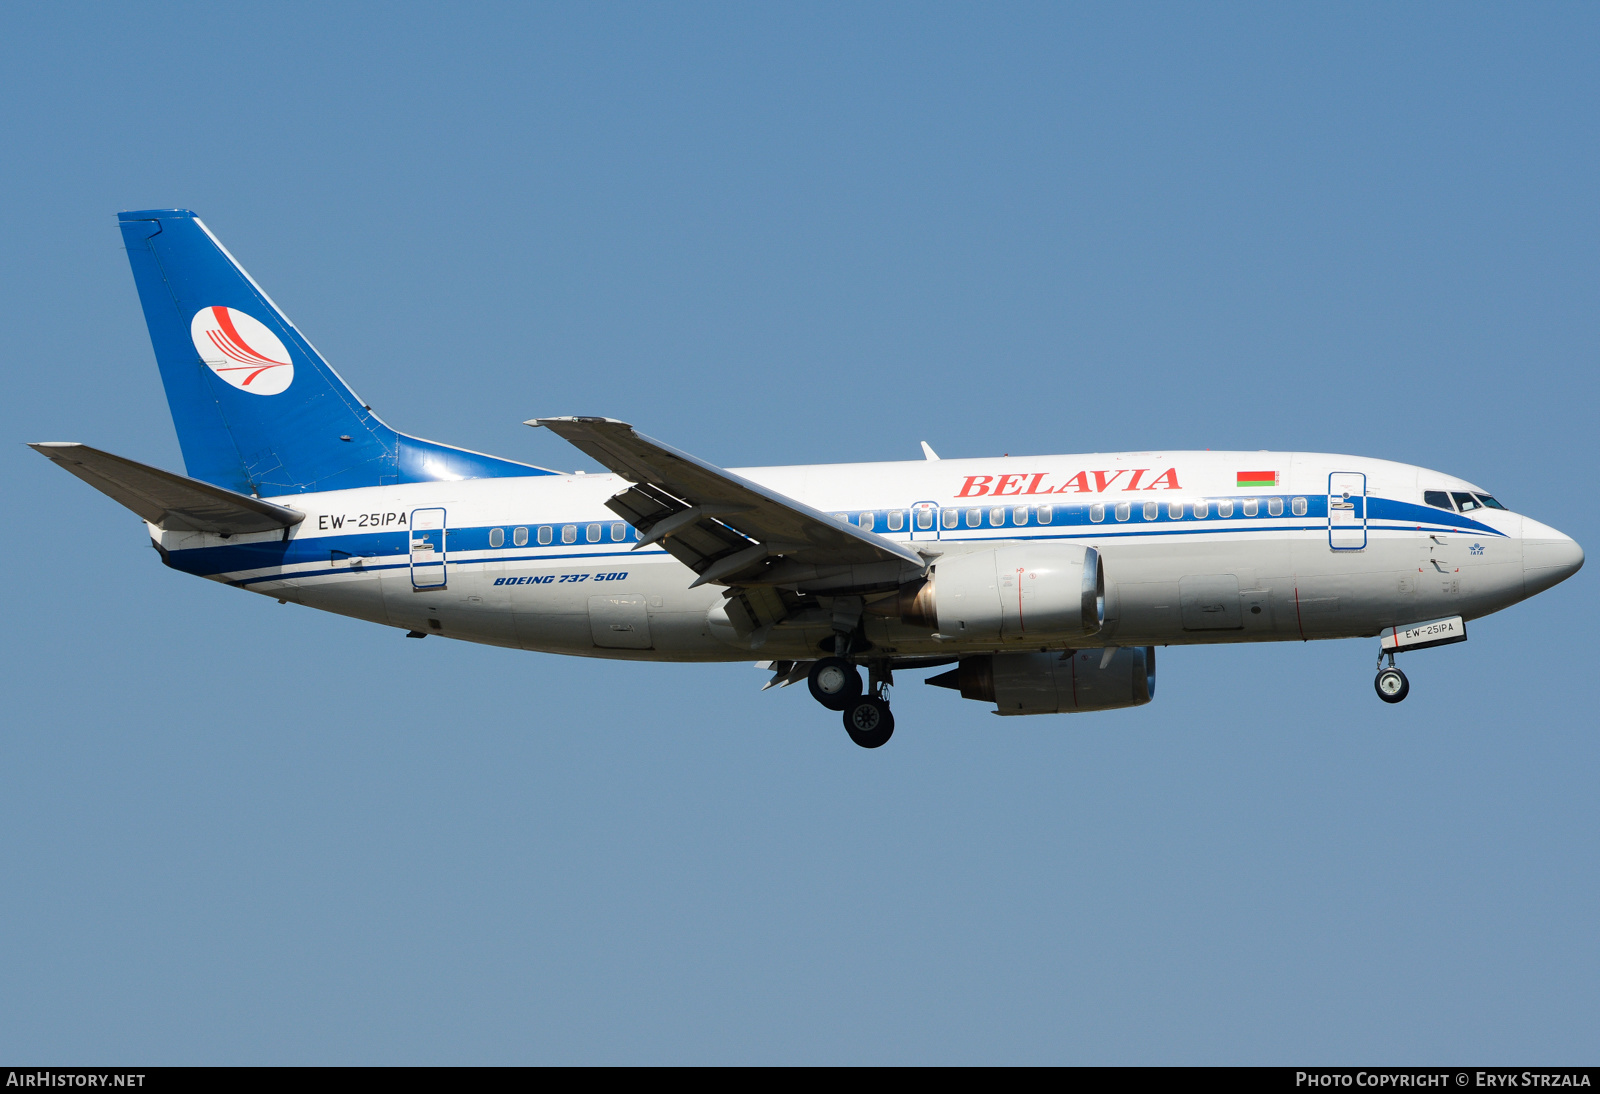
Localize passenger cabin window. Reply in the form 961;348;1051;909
942;508;958;529
561;525;576;544
989;507;1005;527
1089;503;1105;523
1013;506;1029;526
1452;492;1483;512
1168;502;1183;520
536;526;550;545
1267;498;1283;517
1037;505;1053;525
1217;500;1233;517
489;528;505;548
1424;490;1454;511
1115;502;1130;522
888;511;905;532
611;523;627;541
514;526;530;547
1291;497;1307;516
1142;501;1158;521
860;511;875;531
966;508;980;527
587;523;601;543
1194;500;1209;519
916;508;933;530
1476;493;1508;511
1242;499;1258;517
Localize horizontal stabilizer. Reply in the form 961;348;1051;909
29;442;304;535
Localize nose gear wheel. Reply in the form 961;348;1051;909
1375;666;1409;703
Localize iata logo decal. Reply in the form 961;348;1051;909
190;306;294;395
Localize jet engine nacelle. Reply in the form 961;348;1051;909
898;544;1104;643
927;647;1156;715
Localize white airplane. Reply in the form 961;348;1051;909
33;210;1584;747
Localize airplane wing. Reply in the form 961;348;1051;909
29;442;305;536
528;417;928;593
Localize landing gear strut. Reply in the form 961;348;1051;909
1374;651;1409;704
809;599;898;747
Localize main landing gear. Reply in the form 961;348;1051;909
807;657;861;710
844;696;894;749
1374;651;1410;704
806;657;895;748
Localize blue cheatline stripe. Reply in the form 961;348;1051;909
236;562;408;586
169;493;1509;581
229;520;1486;586
165;525;663;580
229;548;663;586
834;494;1502;537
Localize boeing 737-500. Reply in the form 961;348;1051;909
31;210;1585;747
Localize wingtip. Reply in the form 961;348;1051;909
525;416;633;428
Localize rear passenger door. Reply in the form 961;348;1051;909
409;507;447;587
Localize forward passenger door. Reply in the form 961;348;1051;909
1328;472;1367;550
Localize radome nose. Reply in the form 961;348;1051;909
1522;516;1585;597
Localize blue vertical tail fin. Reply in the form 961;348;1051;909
117;209;552;496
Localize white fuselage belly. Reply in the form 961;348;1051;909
151;450;1537;661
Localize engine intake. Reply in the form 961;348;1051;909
897;544;1103;643
927;647;1155;715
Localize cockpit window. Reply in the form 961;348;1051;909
1475;493;1508;511
1423;490;1454;511
1452;491;1483;512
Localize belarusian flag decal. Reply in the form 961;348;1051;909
1236;471;1277;487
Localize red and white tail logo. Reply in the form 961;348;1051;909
190;306;294;395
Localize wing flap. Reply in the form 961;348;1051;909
530;417;927;588
605;481;751;574
30;442;305;535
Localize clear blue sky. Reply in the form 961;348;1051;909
4;2;1595;1064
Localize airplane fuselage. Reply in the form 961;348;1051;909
151;449;1572;662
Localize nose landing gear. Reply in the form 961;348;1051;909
1374;651;1410;704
